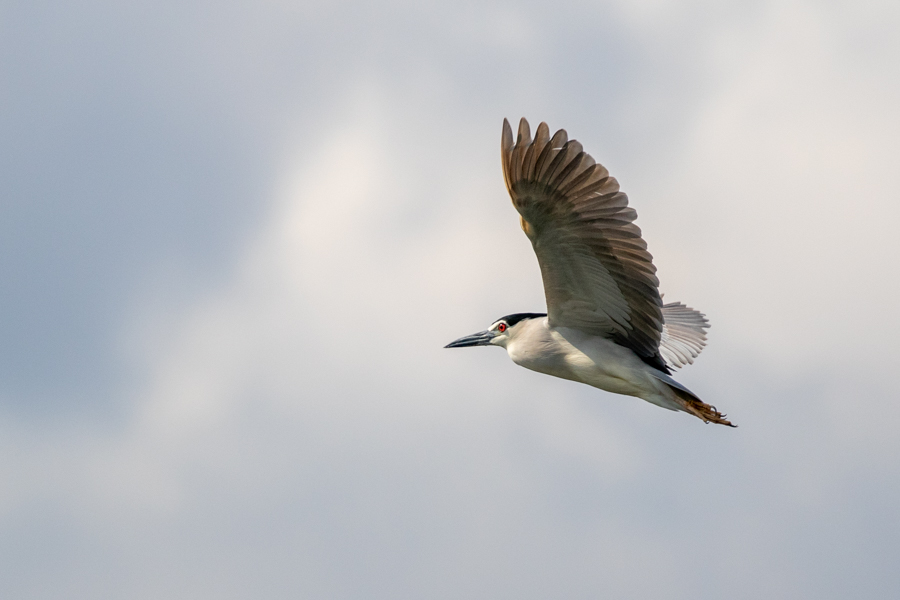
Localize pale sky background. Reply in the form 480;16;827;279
2;1;899;598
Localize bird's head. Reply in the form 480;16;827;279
444;313;546;349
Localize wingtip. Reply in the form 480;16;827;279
517;117;531;146
501;118;513;152
534;121;550;145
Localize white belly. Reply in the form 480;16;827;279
506;324;658;398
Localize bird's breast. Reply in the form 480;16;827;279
507;326;655;396
507;336;573;380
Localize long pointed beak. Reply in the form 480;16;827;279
444;330;495;348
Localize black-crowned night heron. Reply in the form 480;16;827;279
446;118;733;427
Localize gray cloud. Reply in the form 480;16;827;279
1;1;898;598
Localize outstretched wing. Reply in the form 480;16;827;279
501;118;665;369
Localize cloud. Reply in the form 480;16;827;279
1;1;899;598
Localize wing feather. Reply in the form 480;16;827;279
659;301;710;369
502;117;666;369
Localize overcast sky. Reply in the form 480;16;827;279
2;1;899;598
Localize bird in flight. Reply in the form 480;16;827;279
446;118;733;426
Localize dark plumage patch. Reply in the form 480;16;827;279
495;313;547;327
635;348;670;374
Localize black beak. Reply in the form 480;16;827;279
444;330;495;348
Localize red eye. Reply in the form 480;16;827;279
498;323;507;332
